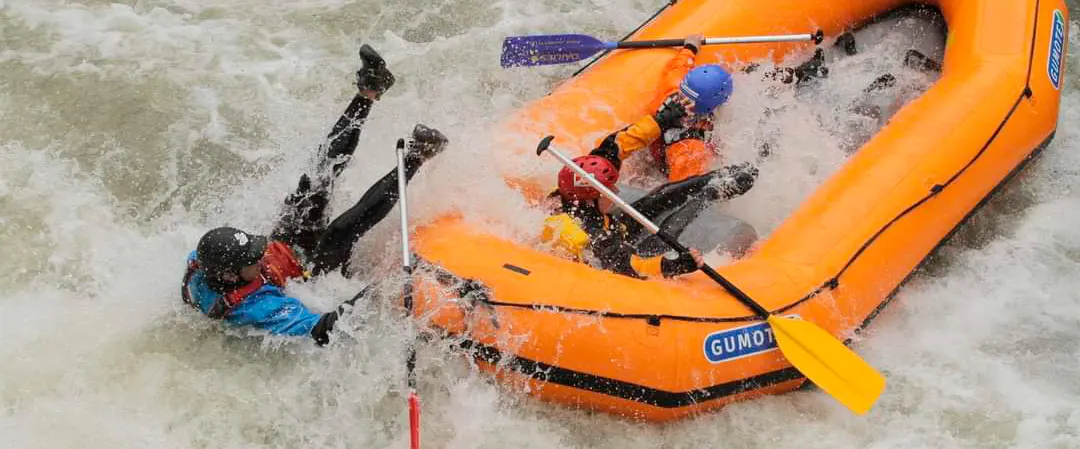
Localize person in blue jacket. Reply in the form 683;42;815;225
181;44;449;345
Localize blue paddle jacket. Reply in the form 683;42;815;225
182;251;322;337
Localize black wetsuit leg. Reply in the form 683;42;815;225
271;94;374;254
620;163;757;242
307;156;425;275
620;172;724;241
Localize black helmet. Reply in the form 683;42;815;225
196;227;268;274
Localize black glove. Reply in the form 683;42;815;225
588;134;624;170
660;251;701;277
310;286;370;346
654;94;690;130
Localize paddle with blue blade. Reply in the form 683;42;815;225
501;30;823;67
536;135;886;415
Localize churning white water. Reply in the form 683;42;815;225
1;0;1078;447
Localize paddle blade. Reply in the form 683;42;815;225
500;34;609;67
768;315;886;415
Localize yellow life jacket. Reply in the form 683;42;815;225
541;213;591;260
541;212;670;278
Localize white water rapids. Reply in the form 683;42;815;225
1;1;1078;447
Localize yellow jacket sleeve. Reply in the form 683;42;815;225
612;115;663;160
591;48;696;163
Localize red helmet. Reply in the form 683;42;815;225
557;156;619;202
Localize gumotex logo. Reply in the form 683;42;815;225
1048;9;1065;90
703;319;788;363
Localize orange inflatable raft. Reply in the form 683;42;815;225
408;0;1068;421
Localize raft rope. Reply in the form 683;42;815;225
815;0;1048;333
432;2;1049;327
570;0;680;77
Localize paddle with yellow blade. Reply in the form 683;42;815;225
536;135;885;414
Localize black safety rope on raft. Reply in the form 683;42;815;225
417;258;762;325
571;0;680;77
775;0;1046;318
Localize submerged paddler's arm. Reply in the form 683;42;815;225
224;284;370;346
225;287;324;338
310;286;369;345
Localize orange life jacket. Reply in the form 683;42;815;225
648;125;718;182
260;241;309;287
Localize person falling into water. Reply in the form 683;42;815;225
180;44;449;345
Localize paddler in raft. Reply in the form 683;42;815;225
540;32;937;279
592;31;940;179
537;34;762;279
540;143;757;279
589;34;829;182
180;44;449;345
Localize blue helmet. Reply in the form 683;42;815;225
679;65;734;115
